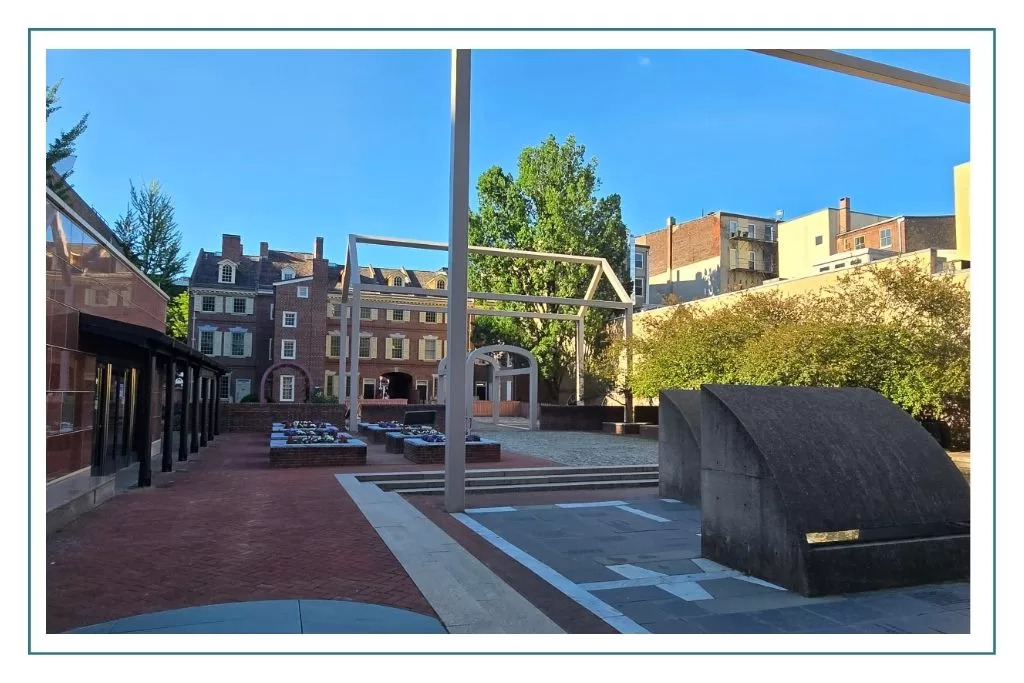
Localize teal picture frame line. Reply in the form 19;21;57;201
27;27;995;655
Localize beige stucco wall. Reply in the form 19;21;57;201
777;208;892;279
647;254;723;304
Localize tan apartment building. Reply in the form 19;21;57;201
633;211;781;306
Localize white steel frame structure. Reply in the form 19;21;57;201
341;48;968;512
437;344;540;431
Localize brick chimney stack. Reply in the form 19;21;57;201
838;197;851;234
222;234;243;261
260;241;269;260
314;236;324;260
666;216;675;276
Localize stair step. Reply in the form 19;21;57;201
375;470;658;491
393;478;661;495
356;464;658;483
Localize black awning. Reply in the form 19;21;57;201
78;312;226;374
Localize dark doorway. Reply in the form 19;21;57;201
381;372;413;401
92;362;138;476
475;382;487;401
417;382;428;403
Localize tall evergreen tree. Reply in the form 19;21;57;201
45;79;89;197
112;180;189;295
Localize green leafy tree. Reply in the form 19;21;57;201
165;291;190;342
468;135;629;401
113;180;189;295
45;79;89;197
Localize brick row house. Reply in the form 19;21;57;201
188;234;451;405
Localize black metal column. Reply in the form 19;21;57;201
199;375;208;448
214;374;222;435
137;350;155;488
162;356;174;472
179;361;191;461
190;365;200;453
206;376;216;443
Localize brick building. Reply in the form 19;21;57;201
188;234;451;405
633;211;781;306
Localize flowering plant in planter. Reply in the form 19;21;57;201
418;432;481;444
284;420;333;429
376;421;403;429
285;433;347;445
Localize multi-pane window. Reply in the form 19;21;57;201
329;335;341;357
634;278;646;299
231;332;245;356
425;311;438;323
854;236;865;250
281;339;296;360
359;336;371;359
298;286;309;298
436;280;446;289
764;225;774;242
219;376;230;399
283;312;297;328
360;307;372;320
425;339;437;360
392;309;405;321
202;296;216;312
393;276;404;287
220;264;233;283
280;375;295;402
880;228;892;248
331;303;342;317
391;338;404;359
233;297;246;313
199;331;214;354
281;268;295;280
634;251;645;271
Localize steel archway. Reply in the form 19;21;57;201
258;361;314;403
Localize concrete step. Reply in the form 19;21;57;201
355;464;658;483
392;478;660;495
374;470;659;491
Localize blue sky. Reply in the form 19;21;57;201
45;49;969;273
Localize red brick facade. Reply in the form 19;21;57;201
835;215;956;255
189;234;451;406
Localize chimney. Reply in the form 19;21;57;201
838;197;851;234
259;241;269;260
221;234;242;261
314;236;324;260
666;217;675;275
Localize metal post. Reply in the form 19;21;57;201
207;377;215;443
189;365;200;453
213;374;221;435
199;376;208;447
339;303;347;408
137;350;155;488
179;361;190;461
348;287;361;434
444;48;471;513
576;317;585;405
162;356;174;472
624;308;634;423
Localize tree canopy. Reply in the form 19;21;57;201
112;180;189;296
46;79;90;198
468;134;630;400
625;259;970;446
165;291;190;342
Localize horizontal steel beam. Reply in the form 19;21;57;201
353;282;628;309
468;308;581;321
750;49;970;103
350;234;606;264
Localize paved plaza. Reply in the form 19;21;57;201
473;419;658;467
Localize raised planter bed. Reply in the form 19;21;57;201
602;421;650;435
639;424;659;440
268;438;368;468
403;437;501;465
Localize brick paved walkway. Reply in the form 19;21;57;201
46;432;438;633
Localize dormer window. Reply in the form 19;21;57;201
281;267;296;280
436;279;446;289
219;263;236;284
392;276;404;287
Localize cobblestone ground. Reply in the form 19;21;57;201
472;419;657;467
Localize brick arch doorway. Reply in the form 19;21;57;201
259;361;313;403
380;371;414;402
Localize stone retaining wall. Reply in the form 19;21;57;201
403;440;501;465
539;405;624;431
268;442;367;468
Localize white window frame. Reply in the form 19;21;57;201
235;378;251;403
392;308;406;322
218;375;231;400
232;297;246;314
329;334;341;358
359;336;372;359
764;224;774;242
280;375;295;402
633;277;646;300
880;228;892;248
393;276;404;287
436;279;446;289
219;264;235;284
634;251;645;271
362;378;376;399
201;296;216;312
360;307;372;320
416;380;428;402
854;236;866;250
282;311;297;328
230;331;245;357
391;336;404;360
268;337;273;360
297;286;309;299
281;339;296;360
281;267;296;280
425;338;438;361
425;310;438;323
199;330;214;354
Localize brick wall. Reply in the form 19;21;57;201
636;215;722;279
539;405;625;431
220;402;447;432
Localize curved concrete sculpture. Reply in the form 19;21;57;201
658;389;702;504
700;384;970;596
